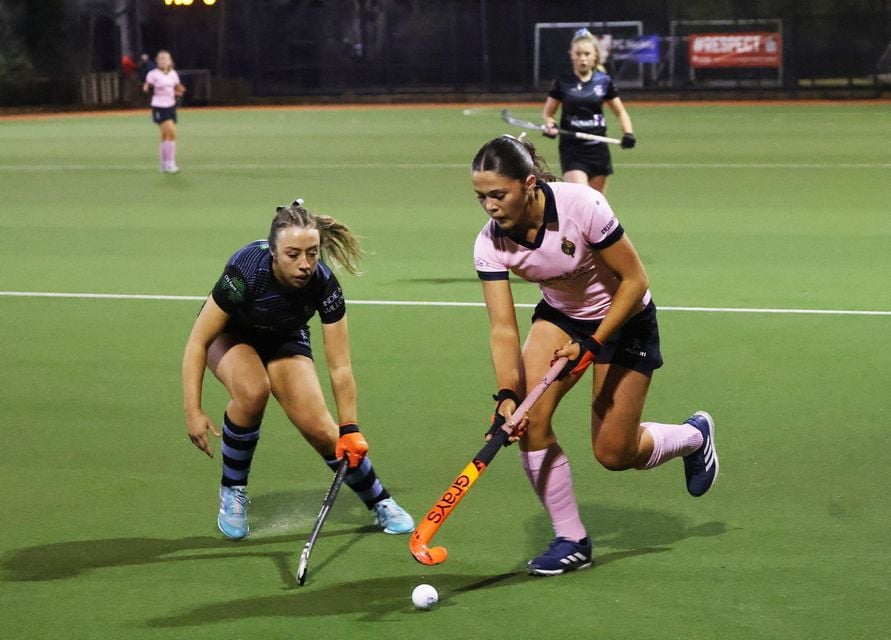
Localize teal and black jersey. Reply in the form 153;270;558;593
211;240;346;341
548;71;619;141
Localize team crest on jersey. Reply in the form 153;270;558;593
594;84;605;97
561;238;576;257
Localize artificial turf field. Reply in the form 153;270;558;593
1;101;889;639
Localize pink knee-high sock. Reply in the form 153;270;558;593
160;141;175;165
159;142;167;166
641;421;703;469
520;443;587;541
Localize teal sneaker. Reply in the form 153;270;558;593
218;485;249;540
372;497;415;534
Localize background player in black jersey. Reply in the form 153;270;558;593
542;29;636;194
182;200;414;540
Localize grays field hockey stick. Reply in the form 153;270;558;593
296;456;349;586
500;109;621;145
409;357;568;566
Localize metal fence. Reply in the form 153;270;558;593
3;0;889;107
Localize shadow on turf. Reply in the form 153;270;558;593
573;502;727;554
145;572;528;626
0;488;377;584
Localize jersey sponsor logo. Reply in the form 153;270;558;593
561;237;576;257
475;257;498;269
536;264;592;286
600;217;617;236
569;115;606;129
321;289;344;314
221;273;246;303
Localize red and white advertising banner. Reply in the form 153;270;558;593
689;32;782;68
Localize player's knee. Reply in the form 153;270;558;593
233;382;270;416
593;443;635;471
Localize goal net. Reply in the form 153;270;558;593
533;21;647;90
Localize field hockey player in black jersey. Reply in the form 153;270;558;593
182;199;414;540
542;29;637;194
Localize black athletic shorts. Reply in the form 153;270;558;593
223;324;313;364
152;106;177;124
532;299;663;374
559;140;613;178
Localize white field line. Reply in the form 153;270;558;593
0;162;889;171
1;290;889;316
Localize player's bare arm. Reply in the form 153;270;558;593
321;315;357;425
182;295;228;457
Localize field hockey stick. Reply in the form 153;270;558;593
500;109;621;145
409;357;568;566
296;455;349;586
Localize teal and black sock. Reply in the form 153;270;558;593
221;413;260;487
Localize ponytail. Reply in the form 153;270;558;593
471;135;556;183
268;199;363;275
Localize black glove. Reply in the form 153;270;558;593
621;133;636;149
557;336;603;380
485;388;520;446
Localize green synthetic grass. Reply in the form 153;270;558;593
1;102;889;639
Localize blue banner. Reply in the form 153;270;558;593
609;36;661;64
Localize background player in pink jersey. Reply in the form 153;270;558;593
471;135;718;576
142;50;185;173
541;29;636;194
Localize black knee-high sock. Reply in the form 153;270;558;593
221;413;260;488
325;456;390;509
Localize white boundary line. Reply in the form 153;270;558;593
0;162;888;171
1;290;888;316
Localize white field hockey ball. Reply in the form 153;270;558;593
411;584;438;609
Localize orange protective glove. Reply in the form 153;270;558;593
336;423;368;468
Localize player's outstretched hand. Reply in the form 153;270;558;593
336;423;369;468
621;133;636;149
186;411;221;458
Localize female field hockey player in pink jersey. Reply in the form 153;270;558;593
471;135;718;576
143;50;185;173
182;200;414;540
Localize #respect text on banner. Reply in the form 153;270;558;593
689;32;782;68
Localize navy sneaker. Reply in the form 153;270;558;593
683;411;719;497
527;537;593;576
